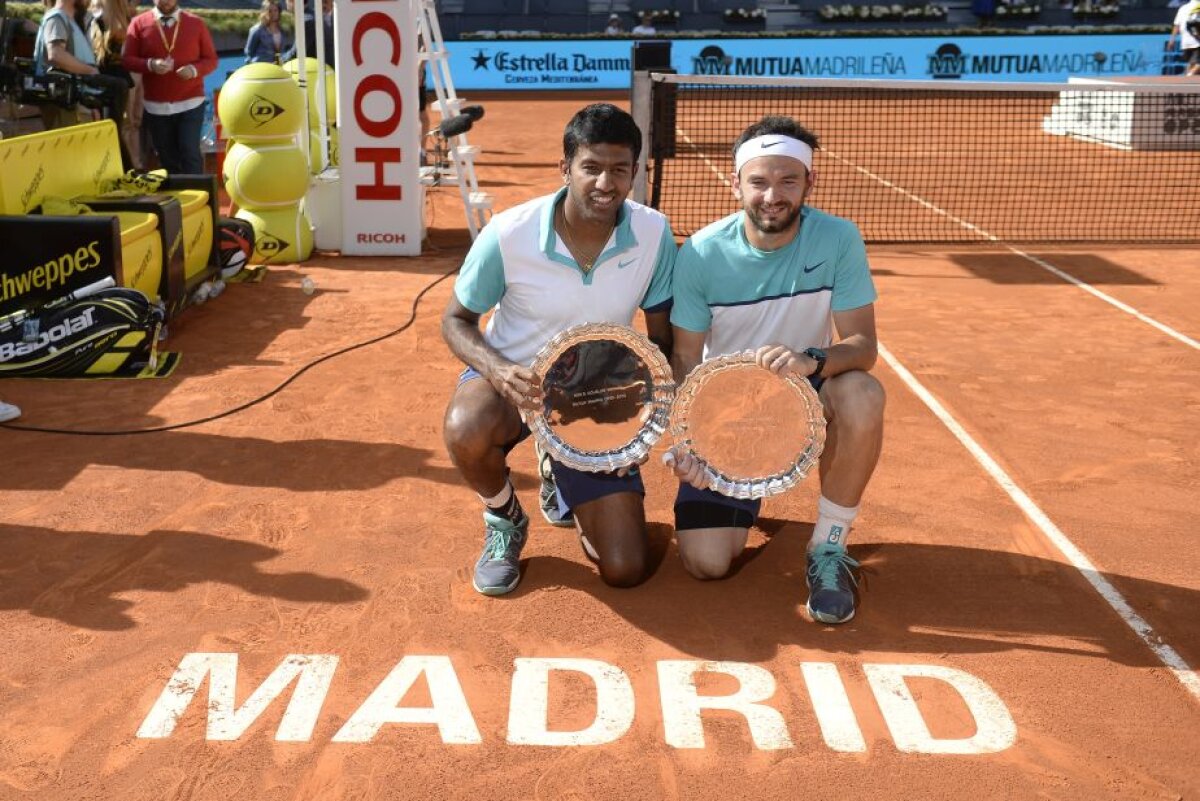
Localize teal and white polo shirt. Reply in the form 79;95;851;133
454;188;676;366
671;206;876;359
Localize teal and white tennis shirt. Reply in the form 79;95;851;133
455;187;676;366
671;206;876;358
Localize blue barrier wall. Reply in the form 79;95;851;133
451;33;1174;88
210;33;1179;99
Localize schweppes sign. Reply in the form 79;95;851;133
0;216;120;317
1;241;104;305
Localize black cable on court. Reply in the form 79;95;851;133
0;267;459;437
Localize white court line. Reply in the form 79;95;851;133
677;128;731;188
679;126;1195;349
879;342;1200;705
675;124;1200;699
822;149;1199;351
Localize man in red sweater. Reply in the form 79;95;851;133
121;0;216;174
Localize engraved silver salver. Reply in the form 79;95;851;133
529;323;674;473
670;352;826;499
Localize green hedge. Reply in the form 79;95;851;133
4;2;1167;38
5;2;290;36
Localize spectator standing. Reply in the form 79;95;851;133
971;0;996;25
88;0;140;167
631;11;657;35
244;0;290;64
605;13;624;34
33;0;130;159
282;0;334;69
1168;0;1200;77
122;0;217;175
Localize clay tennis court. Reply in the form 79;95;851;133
1;91;1197;800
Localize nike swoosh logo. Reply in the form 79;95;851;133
802;260;826;273
617;258;637;269
761;140;785;148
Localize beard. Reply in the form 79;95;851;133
745;201;801;234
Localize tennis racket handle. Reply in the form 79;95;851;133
0;277;117;332
59;276;117;304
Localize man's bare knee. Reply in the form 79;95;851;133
826;371;886;426
599;551;646;588
443;389;514;460
679;548;733;581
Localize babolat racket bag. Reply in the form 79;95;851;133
0;286;166;378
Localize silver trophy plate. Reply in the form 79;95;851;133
529;323;674;473
670;352;826;499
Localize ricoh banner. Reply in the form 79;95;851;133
335;0;421;256
443;34;1173;89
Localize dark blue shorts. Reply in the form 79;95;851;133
458;366;645;515
674;483;762;530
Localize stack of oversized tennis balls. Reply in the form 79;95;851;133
283;57;339;172
217;62;313;264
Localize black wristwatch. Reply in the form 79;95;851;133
803;347;827;378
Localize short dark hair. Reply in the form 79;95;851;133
732;116;820;162
563;103;642;164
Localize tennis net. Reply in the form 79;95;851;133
633;73;1200;244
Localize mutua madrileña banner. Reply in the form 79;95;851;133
441;33;1172;89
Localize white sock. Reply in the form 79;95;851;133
479;480;522;523
810;496;859;552
478;481;513;508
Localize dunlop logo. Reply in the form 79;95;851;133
257;232;289;258
249;95;286;127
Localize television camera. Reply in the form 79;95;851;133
0;0;119;114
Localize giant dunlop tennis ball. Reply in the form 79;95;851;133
218;62;305;142
307;125;339;171
283;57;337;126
236;205;314;264
222;140;309;209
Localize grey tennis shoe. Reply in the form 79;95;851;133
472;510;529;596
536;442;575;528
0;401;21;423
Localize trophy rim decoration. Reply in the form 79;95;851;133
670;352;827;500
529;322;675;473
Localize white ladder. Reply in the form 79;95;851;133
416;0;492;239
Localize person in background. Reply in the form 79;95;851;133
631;11;656;35
0;401;20;423
971;0;996;26
604;13;624;34
1168;0;1200;77
282;0;334;68
244;0;290;64
33;0;131;165
122;0;217;174
418;40;430;164
88;0;140;167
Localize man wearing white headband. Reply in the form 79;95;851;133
666;116;884;625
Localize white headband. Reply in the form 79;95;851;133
734;135;813;175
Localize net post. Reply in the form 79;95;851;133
631;70;651;205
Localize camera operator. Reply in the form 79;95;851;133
33;0;131;168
